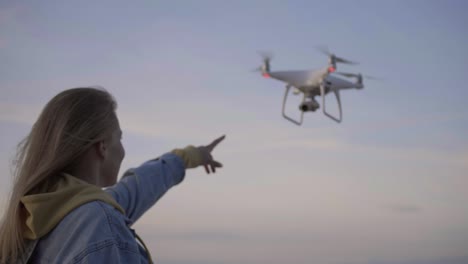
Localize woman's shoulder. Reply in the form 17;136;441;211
30;200;139;263
60;200;132;240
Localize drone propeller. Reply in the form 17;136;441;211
317;46;358;65
363;75;382;81
255;51;273;74
336;72;382;80
252;66;262;72
257;51;273;61
335;72;359;78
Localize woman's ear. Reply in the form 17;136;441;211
95;141;107;159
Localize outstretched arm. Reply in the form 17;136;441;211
105;135;226;224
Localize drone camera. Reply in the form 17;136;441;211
299;100;320;112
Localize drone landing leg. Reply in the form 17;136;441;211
320;82;342;123
282;85;304;126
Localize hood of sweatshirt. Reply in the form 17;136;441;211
20;173;125;240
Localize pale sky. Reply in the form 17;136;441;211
1;1;467;264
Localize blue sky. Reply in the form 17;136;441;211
1;1;467;263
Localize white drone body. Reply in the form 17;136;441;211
256;50;369;125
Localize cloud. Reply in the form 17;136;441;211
0;37;6;48
0;102;41;125
347;111;468;134
0;4;25;37
385;204;423;214
370;255;468;264
143;230;244;242
272;136;468;171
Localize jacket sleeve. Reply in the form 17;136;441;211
105;153;186;224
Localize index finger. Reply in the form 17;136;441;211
207;135;226;151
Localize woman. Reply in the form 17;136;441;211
0;87;225;263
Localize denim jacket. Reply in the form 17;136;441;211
20;153;185;264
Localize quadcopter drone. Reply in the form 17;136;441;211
255;48;375;125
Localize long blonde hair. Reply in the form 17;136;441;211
0;87;119;263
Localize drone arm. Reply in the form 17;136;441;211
320;82;342;123
282;85;304;126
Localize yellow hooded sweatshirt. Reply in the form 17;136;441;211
20;173;125;240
